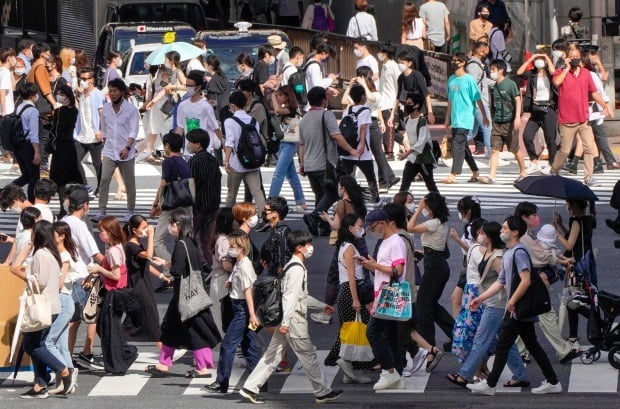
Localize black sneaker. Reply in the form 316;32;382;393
254;221;271;232
315;389;343;404
19;387;49;399
78;352;104;370
259;382;268;393
203;381;227;393
155;280;173;293
560;349;581;364
62;368;78;395
239;387;265;404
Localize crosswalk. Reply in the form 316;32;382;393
0;154;617;233
1;349;619;398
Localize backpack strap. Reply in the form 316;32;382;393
510;247;533;295
281;261;305;290
302;60;320;73
466;59;486;87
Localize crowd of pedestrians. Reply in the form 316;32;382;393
0;0;617;404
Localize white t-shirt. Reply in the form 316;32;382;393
373;233;407;295
379;60;400;111
365;91;382;116
13;229;32;266
176;97;221;153
280;63;297;86
61;214;100;279
346;12;378;41
229;257;256;300
338;242;364;284
304;59;332;91
465;244;484;285
60;250;78;295
16;203;54;233
421;218;448;251
0;67;15;115
341;105;372;161
406;18;426;39
212;234;230;278
224;110;262;173
186;58;205;75
356;55;379;76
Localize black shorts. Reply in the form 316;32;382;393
70;302;82;323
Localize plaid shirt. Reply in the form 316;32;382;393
260;222;292;276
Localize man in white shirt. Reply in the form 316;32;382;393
223;91;266;215
93;79;139;222
280;46;304;86
0;48;16;116
346;0;378;41
378;44;400;160
175;70;223;155
303;43;339;98
74;68;106;195
185;39;206;75
353;37;379;84
420;0;451;53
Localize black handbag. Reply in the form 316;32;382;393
511;248;551;320
161;178;193;210
160;94;178;117
356;273;374;305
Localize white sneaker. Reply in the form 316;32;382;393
310;311;332;324
373;370;402;390
410;349;429;374
466;379;496;396
336;358;356;381
525;164;542;175
343;373;372;384
135;150;151;163
531;380;562;394
539;166;551;175
401;369;412;378
172;348;187;362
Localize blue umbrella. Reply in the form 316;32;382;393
514;175;598;201
144;42;203;66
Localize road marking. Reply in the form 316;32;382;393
280;350;339;394
183;350;246;395
88;352;157;396
568;352;618;393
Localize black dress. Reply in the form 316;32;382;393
123;241;161;342
160;238;221;350
49;106;84;186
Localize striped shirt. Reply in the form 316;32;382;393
188;149;221;214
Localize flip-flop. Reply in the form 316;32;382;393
185;370;212;379
467;177;479;183
440;177;457;184
446;373;468;388
145;365;170;378
503;380;531;388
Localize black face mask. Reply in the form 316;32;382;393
569;58;581;68
404;104;420;115
451;62;461;71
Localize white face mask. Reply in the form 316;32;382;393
116;59;123;68
353;49;363;58
15;68;25;76
167;224;176;236
377;53;386;62
268;56;276;65
295;60;304;68
247;214;259;228
458;213;465;222
405;203;416;214
305;245;314;258
552;50;563;59
10;206;20;213
185;87;197;97
228;248;240;258
352;227;365;239
62;201;70;214
476;234;486;245
139;228;148;238
534;59;546;69
490;72;499;81
56;95;67;105
71;57;76;65
80;80;90;89
422;208;430;217
237;65;244;73
500;232;511;243
164;61;172;69
398;63;407;73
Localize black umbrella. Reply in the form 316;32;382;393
514;175;598;201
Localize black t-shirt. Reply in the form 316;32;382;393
397;70;429;104
162;156;191;182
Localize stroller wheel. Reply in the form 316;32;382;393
608;346;620;370
580;350;596;364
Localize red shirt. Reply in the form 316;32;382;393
554;67;597;124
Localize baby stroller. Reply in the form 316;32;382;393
566;251;620;368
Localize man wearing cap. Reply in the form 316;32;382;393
267;34;290;75
62;185;106;370
358;208;407;390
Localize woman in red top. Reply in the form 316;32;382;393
88;216;127;290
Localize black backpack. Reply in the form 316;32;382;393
338;106;369;156
0;105;36;152
230;116;266;169
253;262;303;327
289;60;319;106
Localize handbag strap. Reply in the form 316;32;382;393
179;239;196;273
26;275;42;295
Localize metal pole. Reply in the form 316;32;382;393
549;0;558;41
525;0;530;51
590;0;604;45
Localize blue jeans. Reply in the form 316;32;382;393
216;299;261;385
23;315;66;386
468;105;491;154
46;293;75;368
458;306;527;383
268;142;305;205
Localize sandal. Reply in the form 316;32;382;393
185;370;212;379
145;365;170;378
446;373;468;388
467;177;479;183
425;348;444;373
503;380;531;388
440;176;457;184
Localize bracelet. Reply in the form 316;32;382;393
125;145;132;151
159;273;164;280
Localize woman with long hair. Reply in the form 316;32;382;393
140;51;187;163
59;47;77;89
145;208;221;378
211;207;236;334
47;54;68;96
401;3;426;49
50;84;84;206
206;55;230;115
234;52;254;88
407;191;454;370
17;221;78;398
232;202;262;274
447;221;529;388
122;215;169;344
268;85;307;210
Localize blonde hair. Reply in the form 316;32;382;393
59;48;75;70
228;230;250;256
232;202;256;224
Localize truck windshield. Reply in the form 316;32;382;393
117;3;206;30
114;28;196;54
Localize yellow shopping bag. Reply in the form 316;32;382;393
339;313;374;362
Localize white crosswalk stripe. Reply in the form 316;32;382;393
0;158;617;232
2;350;619;397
